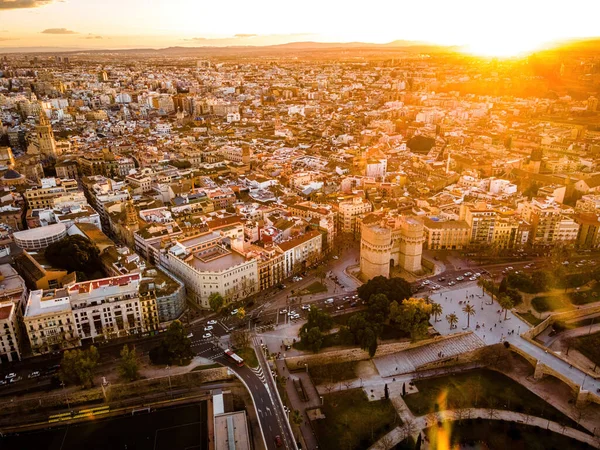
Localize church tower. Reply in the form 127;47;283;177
125;200;139;231
30;108;58;159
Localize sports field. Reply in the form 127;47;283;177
0;402;208;450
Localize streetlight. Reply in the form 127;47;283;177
320;396;324;406
305;363;308;373
166;366;172;398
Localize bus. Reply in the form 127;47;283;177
224;348;244;367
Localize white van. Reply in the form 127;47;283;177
325;298;334;304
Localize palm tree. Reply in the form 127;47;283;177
431;302;443;322
446;313;458;329
462;304;476;328
498;295;513;320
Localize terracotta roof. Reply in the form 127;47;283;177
277;230;321;252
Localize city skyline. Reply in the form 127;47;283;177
0;0;599;56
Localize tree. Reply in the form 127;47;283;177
446;313;458;329
208;293;224;312
304;327;324;353
291;409;303;426
366;293;391;323
162;320;193;365
315;265;327;284
231;329;251;349
415;432;422;450
119;345;139;381
498;295;514;320
357;276;412;305
236;307;246;319
60;346;100;388
348;313;379;357
462;304;476;328
45;235;101;275
389;297;432;341
431;302;443;322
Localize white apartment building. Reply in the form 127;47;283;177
69;273;144;341
164;232;258;309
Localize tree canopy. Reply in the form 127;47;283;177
209;293;224;312
389;297;432;341
357;276;412;305
299;309;333;353
119;345;140;381
60;345;100;388
149;320;193;366
45;235;101;275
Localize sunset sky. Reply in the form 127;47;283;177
1;0;599;56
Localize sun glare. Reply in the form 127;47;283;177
464;37;546;58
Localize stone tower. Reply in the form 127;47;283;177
398;216;425;273
30;108;58;159
125;200;139;231
360;221;393;279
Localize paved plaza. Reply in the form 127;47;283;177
427;283;600;395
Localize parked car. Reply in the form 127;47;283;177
456;276;464;281
202;333;212;339
28;371;41;379
325;298;334;304
187;332;194;338
204;326;213;331
231;309;239;316
4;373;16;380
207;320;218;325
301;304;311;310
332;255;339;260
280;309;287;315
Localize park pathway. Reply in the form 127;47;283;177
427;286;600;396
369;407;600;450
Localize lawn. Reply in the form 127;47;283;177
569;286;600;306
309;360;359;385
313;389;398;450
297;281;328;296
404;369;575;426
573;331;600;367
531;296;570;313
236;347;258;368
423;419;594;450
515;311;544;326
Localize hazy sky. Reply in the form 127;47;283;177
1;0;599;55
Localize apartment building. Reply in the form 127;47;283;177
24;288;79;356
338;196;372;236
24;177;79;209
164;233;258;309
422;218;470;250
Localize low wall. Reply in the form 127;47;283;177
523;304;600;340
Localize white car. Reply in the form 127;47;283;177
422;280;431;285
290;314;300;320
202;333;212;339
280;309;288;315
332;256;339;260
325;298;334;304
4;373;16;380
207;320;218;325
301;304;311;310
28;371;41;379
456;276;464;281
204;326;213;331
187;332;194;338
287;310;297;316
469;276;477;281
231;309;239;316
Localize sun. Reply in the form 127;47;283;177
463;36;546;58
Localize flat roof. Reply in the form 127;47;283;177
214;411;250;450
25;289;71;318
180;232;221;248
190;249;246;272
13;223;66;240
